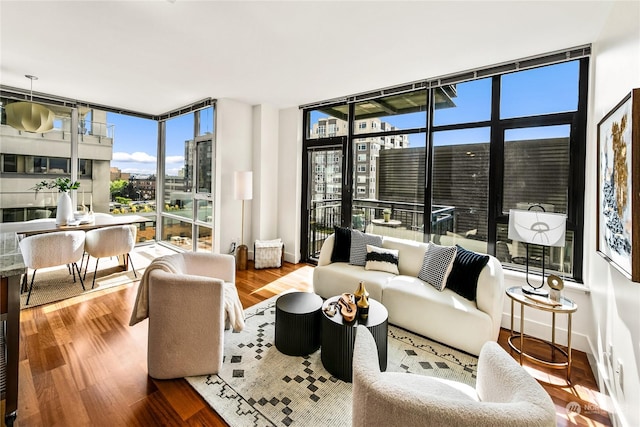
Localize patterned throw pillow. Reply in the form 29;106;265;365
446;245;490;301
418;242;457;291
349;230;383;266
365;245;399;274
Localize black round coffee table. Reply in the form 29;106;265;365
275;292;323;356
320;296;388;382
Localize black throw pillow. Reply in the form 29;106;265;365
446;245;490;301
330;226;352;263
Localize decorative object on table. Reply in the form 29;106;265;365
4;75;54;133
338;293;357;322
356;292;370;320
382;208;391;222
234;171;253;270
353;280;369;303
508;206;566;296
31;177;81;226
596;88;640;283
547;274;564;302
254;238;284;269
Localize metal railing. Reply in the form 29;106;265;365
307;199;456;259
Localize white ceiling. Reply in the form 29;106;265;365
0;1;614;115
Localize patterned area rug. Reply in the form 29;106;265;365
186;295;478;427
19;245;171;309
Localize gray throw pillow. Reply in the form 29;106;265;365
349;230;383;266
418;242;457;291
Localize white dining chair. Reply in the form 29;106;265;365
19;230;86;305
83;224;137;288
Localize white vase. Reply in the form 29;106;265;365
56;191;74;225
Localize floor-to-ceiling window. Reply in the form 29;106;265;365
160;105;214;252
1;89;216;252
302;48;588;282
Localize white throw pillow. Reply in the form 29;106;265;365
364;244;399;274
418;242;457;291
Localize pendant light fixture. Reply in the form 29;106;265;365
5;75;55;133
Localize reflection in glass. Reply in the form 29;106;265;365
431;128;490;253
503;125;570;215
196;226;213;252
197;200;213;222
162;217;193;249
198;106;214;137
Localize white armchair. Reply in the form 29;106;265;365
83;224;137;288
352;325;556;427
144;252;241;379
19;230;86;305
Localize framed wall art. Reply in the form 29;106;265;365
596;88;640;282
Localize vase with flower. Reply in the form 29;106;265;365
31;178;80;225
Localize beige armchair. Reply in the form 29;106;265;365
145;252;240;379
352;325;556;427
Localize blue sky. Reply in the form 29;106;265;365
111;61;578;174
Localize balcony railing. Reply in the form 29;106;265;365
307;198;456;260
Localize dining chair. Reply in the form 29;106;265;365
19;230;86;305
83;224;137;288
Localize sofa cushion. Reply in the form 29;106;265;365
382;237;429;277
350;230;383;266
365;245;399;274
312;262;390;302
331;226;352;263
418;243;457;291
446;245;490;301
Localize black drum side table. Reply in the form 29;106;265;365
275;292;323;356
320;296;388;382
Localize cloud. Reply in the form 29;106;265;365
113;152;156;163
112;152;185;164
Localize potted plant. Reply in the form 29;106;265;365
383;208;391;222
30;178;80;225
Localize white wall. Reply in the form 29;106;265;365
277;107;303;263
216;98;253;255
587;2;640;426
252;104;280;243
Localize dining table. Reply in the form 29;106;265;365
0;213;149;426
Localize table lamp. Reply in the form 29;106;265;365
234;171;252;270
508;207;566;296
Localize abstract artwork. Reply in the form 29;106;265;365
597;89;640;282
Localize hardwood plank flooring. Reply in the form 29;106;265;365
4;260;611;426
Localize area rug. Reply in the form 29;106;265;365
19;245;171;309
186;295;478;427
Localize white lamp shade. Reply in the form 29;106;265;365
508;209;567;247
234;171;253;200
5;101;54;133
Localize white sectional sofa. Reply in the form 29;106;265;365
313;233;505;356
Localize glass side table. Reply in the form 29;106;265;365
505;286;578;383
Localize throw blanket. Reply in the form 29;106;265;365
129;255;245;331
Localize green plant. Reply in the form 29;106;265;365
31;177;80;194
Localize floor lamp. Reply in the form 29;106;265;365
508;207;567;296
234;171;253;270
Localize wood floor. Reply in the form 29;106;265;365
4;260;612;426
